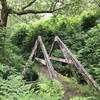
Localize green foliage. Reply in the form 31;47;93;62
81;12;100;31
34;75;64;100
4;43;25;71
0;27;25;71
0;73;64;100
0;75;31;100
1;9;99;99
70;96;97;100
11;27;28;47
0;23;64;100
11;16;82;54
11;12;100;85
0;63;18;80
0;29;6;62
78;24;100;83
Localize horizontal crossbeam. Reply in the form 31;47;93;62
35;57;74;65
50;56;74;64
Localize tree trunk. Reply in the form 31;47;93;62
0;0;9;64
0;0;9;27
0;10;8;27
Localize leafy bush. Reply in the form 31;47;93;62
81;15;97;32
11;16;82;54
4;43;25;71
0;74;64;100
78;24;100;83
0;63;18;80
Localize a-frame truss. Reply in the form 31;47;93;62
25;36;99;90
24;36;56;79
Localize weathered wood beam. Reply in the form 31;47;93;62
49;38;57;56
35;57;46;65
22;40;39;75
55;36;99;90
50;57;74;64
25;39;39;66
49;37;70;63
29;40;39;61
35;57;74;64
38;36;56;79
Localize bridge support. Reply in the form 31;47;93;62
25;36;99;90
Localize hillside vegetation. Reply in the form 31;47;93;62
0;0;100;100
11;11;100;84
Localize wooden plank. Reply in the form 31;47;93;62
22;40;39;75
25;39;39;66
49;38;57;56
29;40;39;61
55;36;99;90
49;37;71;64
38;36;56;79
35;57;74;64
50;56;74;64
35;57;46;65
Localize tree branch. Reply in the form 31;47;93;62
49;0;59;11
10;6;66;15
22;0;37;10
9;1;75;16
93;0;100;7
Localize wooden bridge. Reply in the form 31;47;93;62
24;36;99;90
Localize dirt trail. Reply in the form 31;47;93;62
37;65;81;100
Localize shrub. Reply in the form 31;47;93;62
78;24;100;84
11;16;82;54
0;74;64;100
4;43;25;71
0;63;18;80
81;15;97;31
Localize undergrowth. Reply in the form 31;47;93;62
0;63;64;100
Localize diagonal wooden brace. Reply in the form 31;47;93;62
38;36;56;79
55;36;99;90
22;40;39;75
